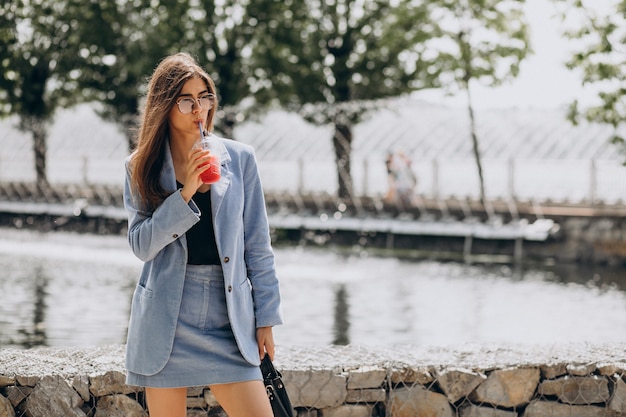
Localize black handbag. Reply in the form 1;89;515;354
260;355;294;417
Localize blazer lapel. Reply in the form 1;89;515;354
210;137;232;220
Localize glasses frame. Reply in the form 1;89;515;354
175;93;215;114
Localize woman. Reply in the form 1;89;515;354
123;52;283;417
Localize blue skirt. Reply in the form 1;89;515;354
126;264;261;388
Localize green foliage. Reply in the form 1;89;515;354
0;0;18;115
70;0;270;143
248;0;441;113
243;0;530;200
419;0;530;204
427;0;530;93
553;0;626;158
0;0;91;183
243;0;449;200
71;0;146;134
0;0;85;121
73;0;214;142
244;0;530;124
0;0;533;190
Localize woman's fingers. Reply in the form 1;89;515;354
185;149;211;187
257;327;275;360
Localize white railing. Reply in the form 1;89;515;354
258;158;626;205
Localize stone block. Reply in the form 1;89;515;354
437;368;486;403
15;376;39;387
72;375;90;402
568;363;597;376
0;377;15;388
5;386;31;408
470;367;540;408
24;375;85;417
524;400;611;417
282;370;347;408
186;396;206;409
538;376;609;405
89;371;136;397
389;366;434;385
388;385;454;417
597;363;626;376
459;404;517;417
0;394;14;417
345;388;386;403
320;404;372;417
94;394;147;417
204;389;219;407
188;409;217;417
187;386;204;396
296;409;318;417
540;363;567;379
609;376;626;414
347;367;386;389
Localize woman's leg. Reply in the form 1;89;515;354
210;380;273;417
145;387;188;417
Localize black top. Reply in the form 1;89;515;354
180;183;220;265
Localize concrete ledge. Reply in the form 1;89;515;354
2;344;626;416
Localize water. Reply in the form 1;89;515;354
1;228;626;349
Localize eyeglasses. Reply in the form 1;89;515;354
175;93;215;114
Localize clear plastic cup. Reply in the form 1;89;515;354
194;137;221;184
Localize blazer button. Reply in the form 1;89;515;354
228;285;233;292
224;257;230;263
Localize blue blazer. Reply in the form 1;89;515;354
123;135;283;376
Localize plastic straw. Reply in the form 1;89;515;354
198;122;204;140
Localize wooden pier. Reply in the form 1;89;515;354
1;181;624;265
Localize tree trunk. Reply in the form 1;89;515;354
31;120;48;185
123;115;138;153
465;86;486;206
332;284;349;345
333;120;353;204
457;26;486;208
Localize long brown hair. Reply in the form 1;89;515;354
130;53;218;210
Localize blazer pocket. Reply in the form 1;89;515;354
135;283;154;298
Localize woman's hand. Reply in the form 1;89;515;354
180;147;211;202
256;326;275;361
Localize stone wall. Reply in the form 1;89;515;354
1;344;626;417
552;215;626;265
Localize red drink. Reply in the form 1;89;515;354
200;154;221;184
195;124;221;184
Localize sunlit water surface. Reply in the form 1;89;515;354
1;228;626;349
